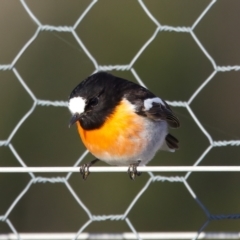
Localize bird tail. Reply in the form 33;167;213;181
162;133;179;152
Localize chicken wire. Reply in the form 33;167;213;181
0;0;240;239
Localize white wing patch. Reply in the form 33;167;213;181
143;97;165;110
68;96;86;114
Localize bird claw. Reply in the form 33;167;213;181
79;159;99;180
128;161;141;180
80;159;142;180
79;163;91;180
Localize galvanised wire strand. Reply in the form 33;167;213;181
0;0;240;240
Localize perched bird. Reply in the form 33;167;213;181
68;72;180;180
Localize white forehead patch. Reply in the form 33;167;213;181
144;97;165;111
68;97;86;114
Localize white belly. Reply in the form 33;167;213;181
102;120;168;166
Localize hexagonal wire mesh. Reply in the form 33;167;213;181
1;0;240;239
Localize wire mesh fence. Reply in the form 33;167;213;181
1;0;240;239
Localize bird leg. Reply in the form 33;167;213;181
79;158;99;180
128;161;142;180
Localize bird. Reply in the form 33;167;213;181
68;72;180;180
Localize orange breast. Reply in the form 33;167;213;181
76;99;146;160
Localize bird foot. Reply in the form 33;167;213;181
79;159;99;180
79;163;91;180
128;161;141;180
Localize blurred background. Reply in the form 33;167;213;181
1;0;240;236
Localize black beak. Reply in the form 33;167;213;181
69;113;81;128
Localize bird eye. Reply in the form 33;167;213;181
89;97;99;107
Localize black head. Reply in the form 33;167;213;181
68;72;138;130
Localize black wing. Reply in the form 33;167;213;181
125;89;179;128
144;100;180;128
